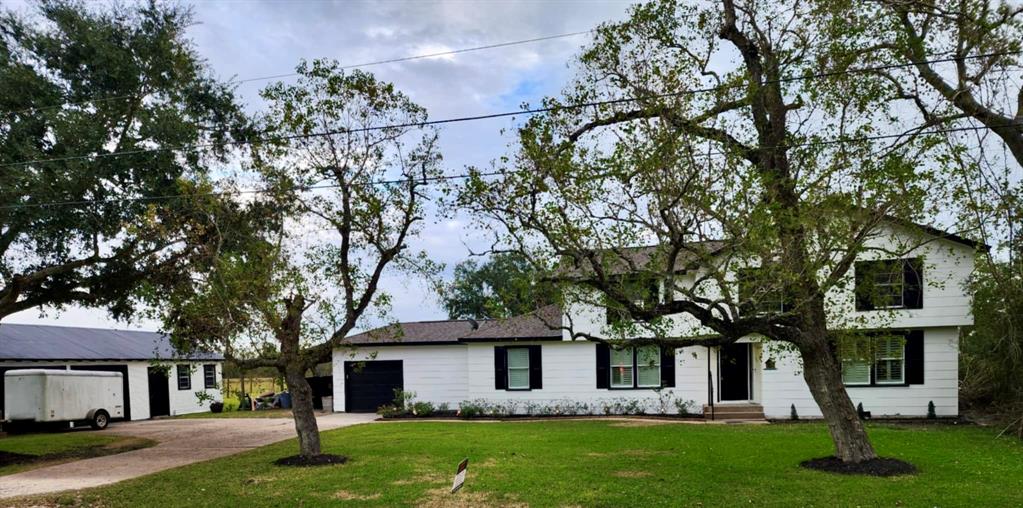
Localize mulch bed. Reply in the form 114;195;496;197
274;454;348;467
800;456;918;476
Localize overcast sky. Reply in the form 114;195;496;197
5;0;635;331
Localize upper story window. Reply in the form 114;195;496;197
737;268;791;316
854;258;923;311
605;275;662;325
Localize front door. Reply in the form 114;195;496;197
719;343;752;401
147;367;170;418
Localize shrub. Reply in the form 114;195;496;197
222;396;240;412
437;402;450;413
377;405;404;418
411;401;435;417
790;404;799;420
458;399;488;418
674;398;696;416
927;400;937;419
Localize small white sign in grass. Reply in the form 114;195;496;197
451;458;469;493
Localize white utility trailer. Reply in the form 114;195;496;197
4;369;123;430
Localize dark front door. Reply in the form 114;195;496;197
70;364;130;420
147;367;170;418
344;360;403;412
719;343;751;401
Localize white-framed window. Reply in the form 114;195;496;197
874;336;905;384
840;335;906;386
610;346;661;388
636;346;661;387
610;347;634;388
873;264;905;309
203;364;217;389
507;347;530;390
840;337;872;385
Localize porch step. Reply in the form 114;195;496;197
702;404;765;421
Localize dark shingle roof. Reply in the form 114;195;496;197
463;305;563;341
340;305;564;347
341;320;480;345
0;324;222;361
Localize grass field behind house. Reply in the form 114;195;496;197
0;431;154;476
24;420;1023;507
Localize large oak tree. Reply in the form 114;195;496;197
0;0;247;322
460;0;965;464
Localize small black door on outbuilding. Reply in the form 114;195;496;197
70;364;131;420
344;360;403;413
147;367;170;418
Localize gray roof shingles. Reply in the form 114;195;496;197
341;305;564;347
0;324;222;361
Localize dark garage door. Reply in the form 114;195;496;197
344;360;403;413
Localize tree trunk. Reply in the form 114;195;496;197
800;340;878;463
277;293;321;457
284;362;321;457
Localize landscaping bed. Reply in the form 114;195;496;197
0;432;155;476
15;420;1023;507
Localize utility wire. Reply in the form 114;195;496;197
3;119;1021;212
4;30;592;116
2;49;1020;170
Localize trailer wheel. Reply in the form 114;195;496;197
90;410;110;430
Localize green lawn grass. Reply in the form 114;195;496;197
0;431;154;476
27;420;1023;507
175;408;295;419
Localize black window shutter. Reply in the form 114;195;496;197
528;345;542;390
660;346;676;388
905;330;924;384
595;342;610;389
494;346;508;390
854;261;873;311
903;258;924;309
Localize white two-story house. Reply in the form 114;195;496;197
332;221;981;419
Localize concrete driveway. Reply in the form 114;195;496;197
0;412;375;499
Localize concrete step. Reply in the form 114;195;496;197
703;404;765;421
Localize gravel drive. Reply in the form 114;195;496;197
0;412;375;499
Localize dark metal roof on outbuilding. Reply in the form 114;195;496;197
0;324;222;361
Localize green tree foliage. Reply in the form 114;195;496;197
460;0;964;463
961;260;1023;408
441;253;558;320
0;0;247;321
160;60;442;457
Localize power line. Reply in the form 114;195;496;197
235;30;594;84
5;30;592;116
3;118;1022;212
2;49;1019;170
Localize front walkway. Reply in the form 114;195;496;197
0;412;375;499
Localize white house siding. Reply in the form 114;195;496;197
0;360;221;420
464;341;701;414
760;327;959;418
332;345;468;412
167;361;223;416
